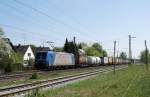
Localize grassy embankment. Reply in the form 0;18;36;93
36;64;150;97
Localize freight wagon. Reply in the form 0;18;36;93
87;56;97;66
86;56;101;66
108;57;113;65
78;49;87;66
101;57;109;65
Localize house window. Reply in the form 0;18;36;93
28;53;31;57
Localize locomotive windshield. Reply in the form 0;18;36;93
36;52;47;59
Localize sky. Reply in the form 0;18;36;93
0;0;150;58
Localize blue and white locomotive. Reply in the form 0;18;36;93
35;51;75;69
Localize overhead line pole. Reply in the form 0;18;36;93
128;35;136;64
129;35;132;63
114;41;116;74
145;40;148;71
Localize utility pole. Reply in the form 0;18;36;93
145;40;148;71
114;41;116;74
73;36;76;44
129;35;132;63
128;35;136;64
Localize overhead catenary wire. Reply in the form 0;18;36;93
0;1;66;42
46;0;95;37
13;0;94;41
0;24;63;46
0;0;132;47
1;0;128;45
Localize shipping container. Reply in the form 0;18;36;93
108;57;113;65
78;49;87;66
101;57;109;65
95;57;101;65
87;56;97;65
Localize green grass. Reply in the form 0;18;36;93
35;64;150;97
0;66;104;88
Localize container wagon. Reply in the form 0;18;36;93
101;57;109;65
108;57;113;65
87;56;96;66
78;49;87;66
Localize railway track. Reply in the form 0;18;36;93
0;65;127;97
0;70;43;81
0;65;116;81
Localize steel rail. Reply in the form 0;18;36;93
0;65;127;97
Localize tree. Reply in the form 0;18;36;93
119;52;127;59
92;43;102;52
0;27;4;37
54;47;63;52
77;42;108;57
85;47;102;56
63;38;69;52
63;38;79;64
78;42;88;49
0;55;14;73
102;50;108;57
140;50;150;63
78;44;82;49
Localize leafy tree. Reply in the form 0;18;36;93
92;42;102;52
54;47;63;52
102;50;108;57
63;38;79;64
0;55;14;73
119;52;127;59
78;42;88;49
10;51;23;64
78;44;82;49
140;50;150;63
84;43;106;57
0;27;4;37
63;38;69;52
85;47;102;56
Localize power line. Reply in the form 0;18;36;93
14;0;91;41
0;24;63;46
0;1;66;41
47;0;94;37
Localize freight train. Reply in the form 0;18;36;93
35;49;130;69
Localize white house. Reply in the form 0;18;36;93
14;45;35;67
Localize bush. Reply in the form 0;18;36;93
30;73;38;79
4;64;13;73
0;55;14;73
28;59;34;66
25;88;46;97
13;63;23;71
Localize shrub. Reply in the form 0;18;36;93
28;59;34;66
25;88;46;97
4;64;13;73
0;55;14;73
30;73;38;79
